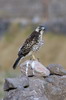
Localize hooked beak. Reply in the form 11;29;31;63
40;25;45;31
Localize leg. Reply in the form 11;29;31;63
32;54;37;60
32;55;36;60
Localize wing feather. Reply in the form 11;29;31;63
18;31;39;56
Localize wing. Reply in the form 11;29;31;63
18;31;38;56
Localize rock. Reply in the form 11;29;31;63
3;75;66;100
4;76;29;91
31;60;50;77
47;64;66;76
20;60;50;77
44;75;66;100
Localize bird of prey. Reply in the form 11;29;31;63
13;25;45;69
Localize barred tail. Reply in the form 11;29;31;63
13;56;22;69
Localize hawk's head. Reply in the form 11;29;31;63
35;25;45;34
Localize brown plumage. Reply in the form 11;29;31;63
18;31;40;56
13;25;45;69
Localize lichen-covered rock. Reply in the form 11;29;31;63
47;64;66;76
3;75;66;100
4;76;29;91
20;60;50;77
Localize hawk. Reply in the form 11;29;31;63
13;25;45;69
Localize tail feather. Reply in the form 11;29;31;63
13;56;22;69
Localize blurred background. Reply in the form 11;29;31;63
0;0;66;99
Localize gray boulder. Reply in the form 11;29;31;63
47;64;66;76
4;76;29;91
3;74;66;100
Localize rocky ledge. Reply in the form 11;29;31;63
3;64;66;100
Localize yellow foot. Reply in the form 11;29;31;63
32;55;38;60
